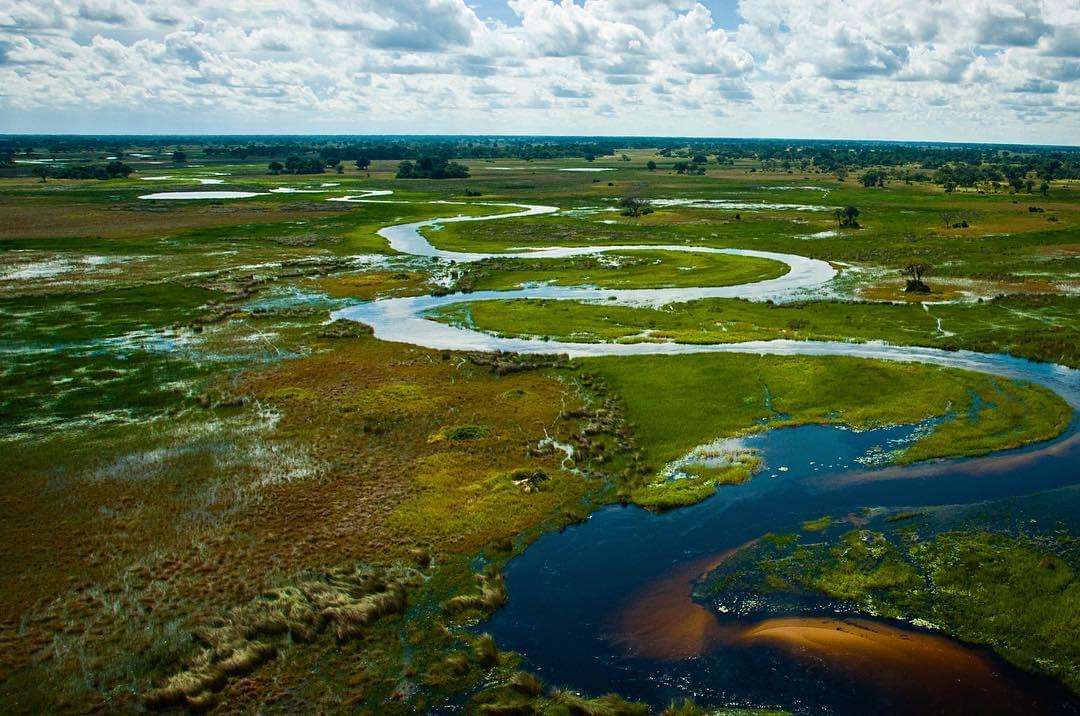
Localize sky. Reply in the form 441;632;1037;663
0;0;1078;144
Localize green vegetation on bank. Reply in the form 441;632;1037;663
435;294;1080;368
452;249;788;292
581;353;1071;508
698;501;1080;693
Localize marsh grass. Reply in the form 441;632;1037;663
444;565;507;615
437;293;1080;368
701;512;1080;693
584;353;1071;491
144;563;415;708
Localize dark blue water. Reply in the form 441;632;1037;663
481;421;1080;715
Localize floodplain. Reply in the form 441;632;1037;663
1;139;1078;714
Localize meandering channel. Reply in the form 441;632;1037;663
331;196;1080;408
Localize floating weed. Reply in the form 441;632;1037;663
801;515;834;532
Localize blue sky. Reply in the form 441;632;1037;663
0;0;1077;143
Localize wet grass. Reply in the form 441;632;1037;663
434;293;1080;368
699;493;1080;693
455;250;787;291
582;353;1071;506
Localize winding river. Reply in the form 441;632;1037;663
328;195;1080;713
331;198;1080;407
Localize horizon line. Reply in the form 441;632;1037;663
1;132;1077;150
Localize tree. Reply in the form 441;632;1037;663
32;166;48;182
940;210;955;228
105;160;132;178
355;157;371;170
902;258;931;293
395;157;469;179
646;160;657;172
833;208;845;228
621;153;631;162
172;151;187;163
619;190;653;218
840;206;860;228
284;156;324;174
1040;181;1050;197
861;170;885;188
268;161;284;175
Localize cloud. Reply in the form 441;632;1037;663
0;0;1076;142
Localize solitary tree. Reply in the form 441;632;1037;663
841;205;860;228
355;157;371;170
1040;181;1050;197
957;208;978;227
940;210;955;228
172;151;187;163
902;258;931;293
268;161;284;175
620;190;653;217
32;166;48;183
646;160;657;172
833;208;845;228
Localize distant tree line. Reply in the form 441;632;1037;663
31;161;133;181
268;156;325;175
4;136;1080;188
396;157;469;179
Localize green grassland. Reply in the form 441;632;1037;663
454;249;788;291
581;353;1071;508
434;293;1080;367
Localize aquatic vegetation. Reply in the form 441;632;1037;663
800;515;833;531
699;515;1080;692
661;700;790;716
437;293;1080;368
444;565;508;615
584;354;1071;500
548;689;651;716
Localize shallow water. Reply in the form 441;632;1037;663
138;191;268;200
482;423;1080;714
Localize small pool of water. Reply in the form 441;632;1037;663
481;422;1080;714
